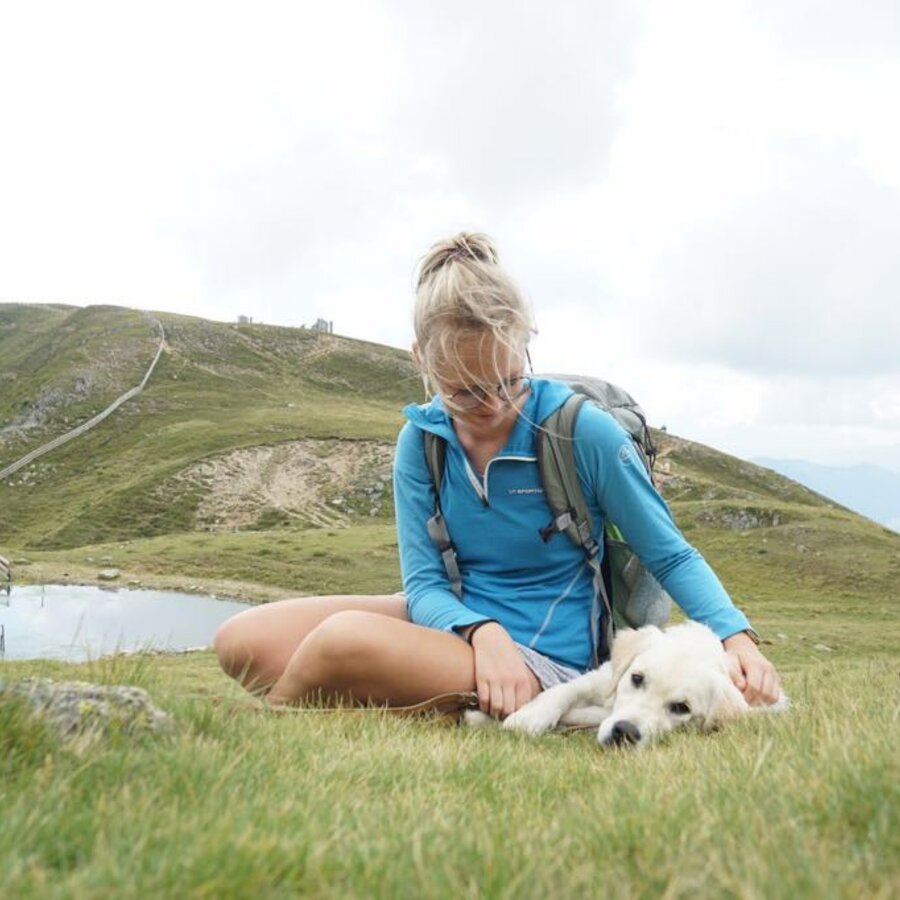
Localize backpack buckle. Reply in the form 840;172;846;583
539;509;574;543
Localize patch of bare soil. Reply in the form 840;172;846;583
175;439;395;531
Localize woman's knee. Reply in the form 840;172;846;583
213;612;285;688
212;615;252;677
298;610;391;687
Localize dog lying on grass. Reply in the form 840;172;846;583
470;622;787;748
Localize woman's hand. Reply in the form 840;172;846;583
723;631;781;706
469;622;541;718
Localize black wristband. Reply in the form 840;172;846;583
466;619;499;645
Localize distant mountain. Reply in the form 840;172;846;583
752;458;900;533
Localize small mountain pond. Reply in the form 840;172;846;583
0;584;252;661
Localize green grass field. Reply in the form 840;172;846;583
2;639;897;898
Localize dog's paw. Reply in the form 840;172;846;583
462;709;495;728
503;705;559;735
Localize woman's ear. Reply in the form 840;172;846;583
610;626;660;687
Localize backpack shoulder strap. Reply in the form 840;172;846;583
536;394;613;665
422;431;446;495
536;394;596;552
421;432;463;599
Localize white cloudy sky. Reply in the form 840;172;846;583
2;0;899;470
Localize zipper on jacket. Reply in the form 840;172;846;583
463;458;489;506
461;454;538;506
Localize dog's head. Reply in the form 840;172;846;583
597;622;748;750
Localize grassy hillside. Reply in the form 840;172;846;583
1;303;898;897
1;306;420;548
0;304;159;460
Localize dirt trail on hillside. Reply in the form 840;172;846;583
174;439;395;531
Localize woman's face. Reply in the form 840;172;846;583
430;334;530;441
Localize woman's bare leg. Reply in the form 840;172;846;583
265;609;485;707
213;594;407;695
216;597;539;708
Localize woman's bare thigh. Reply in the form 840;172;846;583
214;594;407;689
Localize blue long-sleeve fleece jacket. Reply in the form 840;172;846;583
393;378;752;671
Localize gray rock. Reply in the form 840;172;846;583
697;507;783;532
98;568;120;580
0;678;172;745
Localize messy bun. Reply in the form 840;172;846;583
415;232;500;290
413;232;535;396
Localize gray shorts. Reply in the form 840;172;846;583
394;593;582;691
515;643;583;690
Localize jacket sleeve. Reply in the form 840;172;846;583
572;406;753;640
393;421;493;634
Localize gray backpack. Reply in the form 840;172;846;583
423;374;671;666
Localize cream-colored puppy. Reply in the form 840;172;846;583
500;621;787;748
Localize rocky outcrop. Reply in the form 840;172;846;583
697;506;784;531
0;678;171;745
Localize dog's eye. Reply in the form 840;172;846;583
630;672;644;688
668;701;691;716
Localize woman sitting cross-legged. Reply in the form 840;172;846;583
214;232;781;717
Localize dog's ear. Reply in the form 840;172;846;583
703;675;750;731
610;626;661;687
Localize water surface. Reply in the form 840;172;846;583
0;584;252;661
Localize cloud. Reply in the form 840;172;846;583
164;1;643;328
387;1;641;203
755;374;900;430
643;148;900;376
755;0;900;57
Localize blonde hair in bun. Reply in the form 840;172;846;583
413;232;535;396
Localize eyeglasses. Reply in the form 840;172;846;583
444;375;532;411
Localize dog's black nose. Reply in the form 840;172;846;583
608;720;641;746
